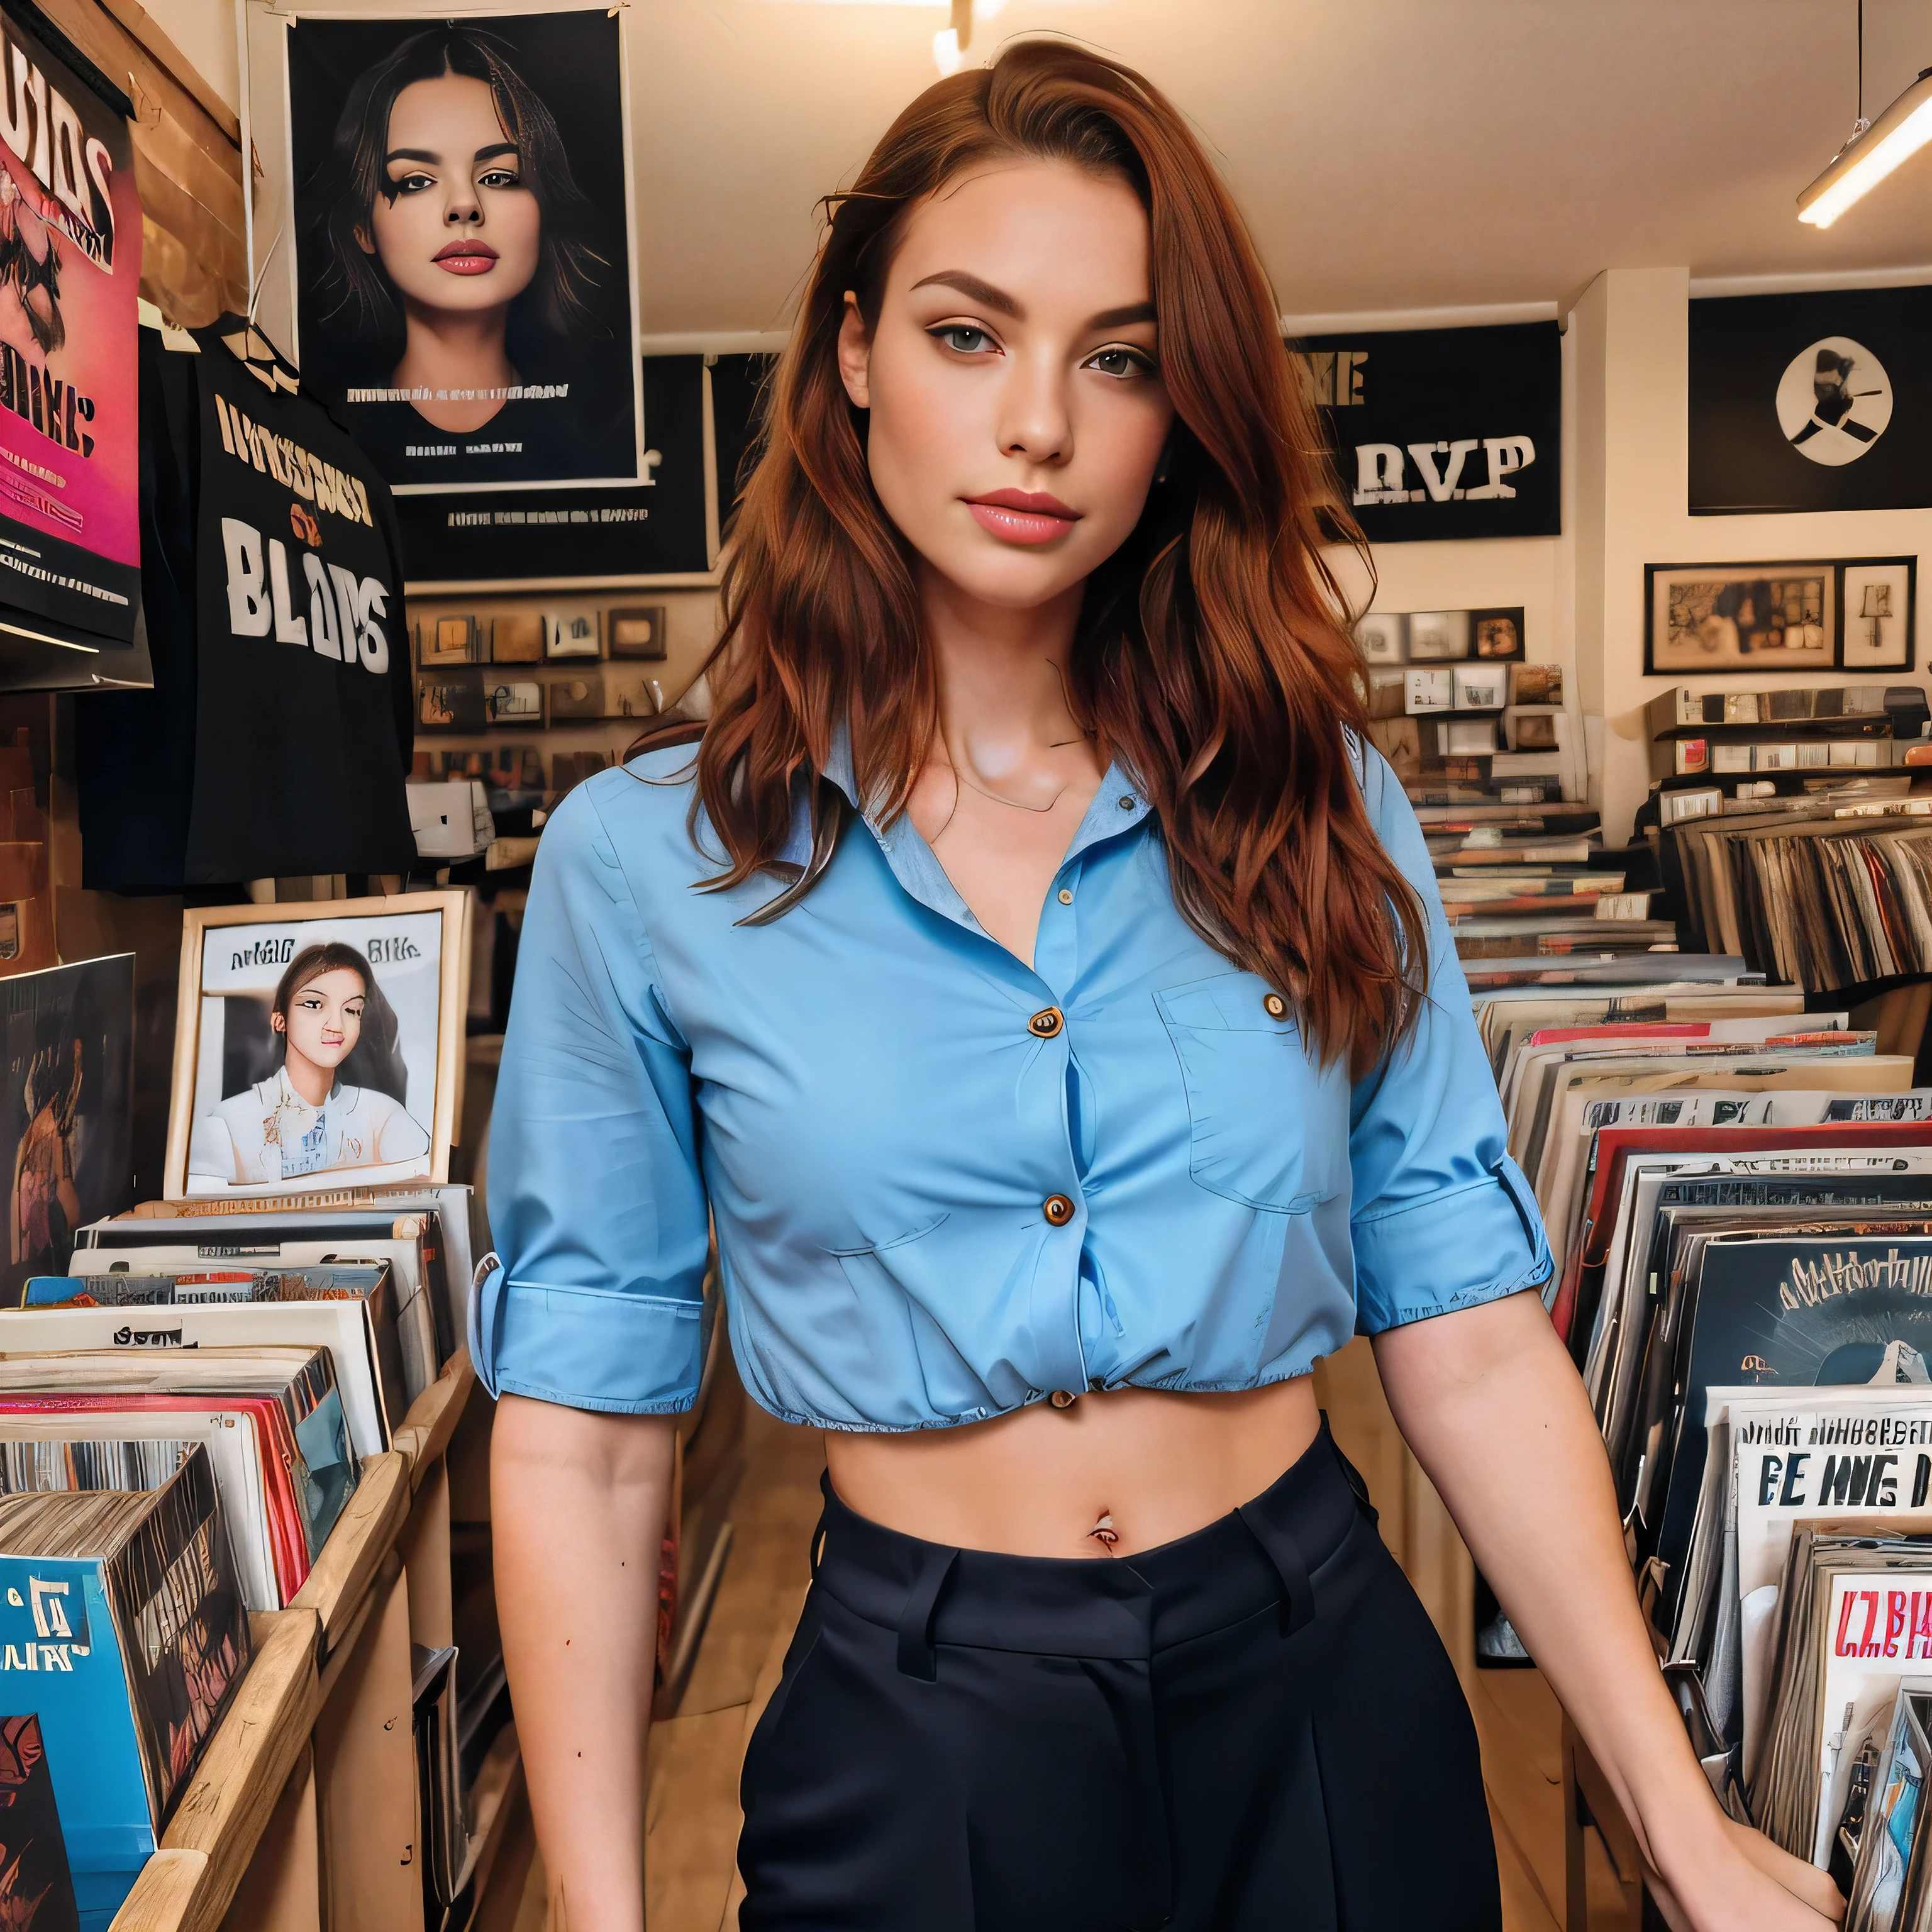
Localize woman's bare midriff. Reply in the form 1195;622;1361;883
823;1374;1323;1559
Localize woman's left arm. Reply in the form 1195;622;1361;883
1374;1289;1842;1931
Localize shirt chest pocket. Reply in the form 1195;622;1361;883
1155;972;1347;1213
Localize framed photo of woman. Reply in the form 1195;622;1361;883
277;7;643;494
164;892;469;1200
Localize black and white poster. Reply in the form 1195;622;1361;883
284;8;642;494
1288;321;1560;543
1690;287;1932;514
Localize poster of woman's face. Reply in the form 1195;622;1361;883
167;897;466;1199
284;10;641;493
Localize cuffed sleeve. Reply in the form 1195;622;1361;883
1348;746;1553;1333
478;779;710;1412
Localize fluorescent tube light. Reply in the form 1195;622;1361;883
1799;66;1932;226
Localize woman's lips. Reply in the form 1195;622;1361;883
432;241;498;277
965;490;1080;546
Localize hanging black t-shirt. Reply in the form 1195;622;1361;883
76;318;414;889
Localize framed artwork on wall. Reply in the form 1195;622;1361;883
1643;560;1835;675
1839;557;1917;670
165;894;469;1200
1643;557;1916;674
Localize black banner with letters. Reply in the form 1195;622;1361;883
1287;321;1560;543
1689;286;1932;514
393;353;711;582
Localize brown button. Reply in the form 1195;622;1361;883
1029;1006;1065;1038
1263;992;1288;1019
1057;887;1074;905
1049;1389;1079;1409
1043;1194;1076;1226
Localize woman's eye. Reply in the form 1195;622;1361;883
933;325;996;356
1086;347;1153;380
477;169;521;191
391;172;435;196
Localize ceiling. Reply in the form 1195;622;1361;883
627;0;1932;335
151;0;1932;335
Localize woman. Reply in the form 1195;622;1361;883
11;1038;79;1272
189;941;428;1188
481;43;1846;1931
304;25;626;477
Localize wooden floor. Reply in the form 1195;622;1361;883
495;1395;1630;1931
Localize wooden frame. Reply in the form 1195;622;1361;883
1643;557;1917;675
164;893;468;1201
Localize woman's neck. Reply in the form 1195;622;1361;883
282;1051;332;1110
919;568;1094;791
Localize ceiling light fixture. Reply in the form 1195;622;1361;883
1798;0;1932;226
1799;65;1932;225
933;0;971;75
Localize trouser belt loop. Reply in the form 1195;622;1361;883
1237;1501;1314;1638
895;1544;959;1682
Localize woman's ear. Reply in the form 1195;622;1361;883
270;1012;286;1036
836;291;872;409
353;223;375;258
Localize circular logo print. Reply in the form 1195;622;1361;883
1775;335;1893;465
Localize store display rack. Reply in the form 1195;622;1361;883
108;1350;513;1932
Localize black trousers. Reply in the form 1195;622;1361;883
737;1421;1500;1930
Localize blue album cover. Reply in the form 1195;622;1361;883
0;1557;149;1928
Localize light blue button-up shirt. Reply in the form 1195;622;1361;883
475;737;1551;1430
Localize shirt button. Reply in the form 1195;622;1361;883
1050;1389;1079;1409
1263;992;1288;1019
1057;887;1074;904
1118;795;1135;810
1028;1006;1064;1038
1043;1194;1075;1226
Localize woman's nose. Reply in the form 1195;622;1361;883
445;187;482;225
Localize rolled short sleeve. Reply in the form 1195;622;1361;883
1347;745;1552;1333
475;781;709;1413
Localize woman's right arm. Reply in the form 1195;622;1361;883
493;1395;675;1932
479;780;713;1929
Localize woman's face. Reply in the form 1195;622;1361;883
837;157;1173;614
276;968;365;1073
362;71;541;315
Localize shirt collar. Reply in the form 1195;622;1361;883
803;721;1154;941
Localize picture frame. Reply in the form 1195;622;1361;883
490;613;545;664
1406;611;1470;661
1354;612;1407;665
421;614;480;668
607;606;669;662
1839;556;1917;670
545;611;603;660
487;681;545;726
1470;607;1527;661
1643;559;1840;675
164;893;469;1201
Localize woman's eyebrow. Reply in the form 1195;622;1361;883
384;148;439;166
909;270;1020;318
1089;300;1156;330
475;142;519;165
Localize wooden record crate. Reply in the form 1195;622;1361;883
106;1349;518;1932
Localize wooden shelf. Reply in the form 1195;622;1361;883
109;1350;492;1932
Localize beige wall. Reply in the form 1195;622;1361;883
1572;267;1932;846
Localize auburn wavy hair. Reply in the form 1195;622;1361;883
689;38;1425;1077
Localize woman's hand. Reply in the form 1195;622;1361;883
1644;1814;1843;1929
1372;1291;1845;1932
